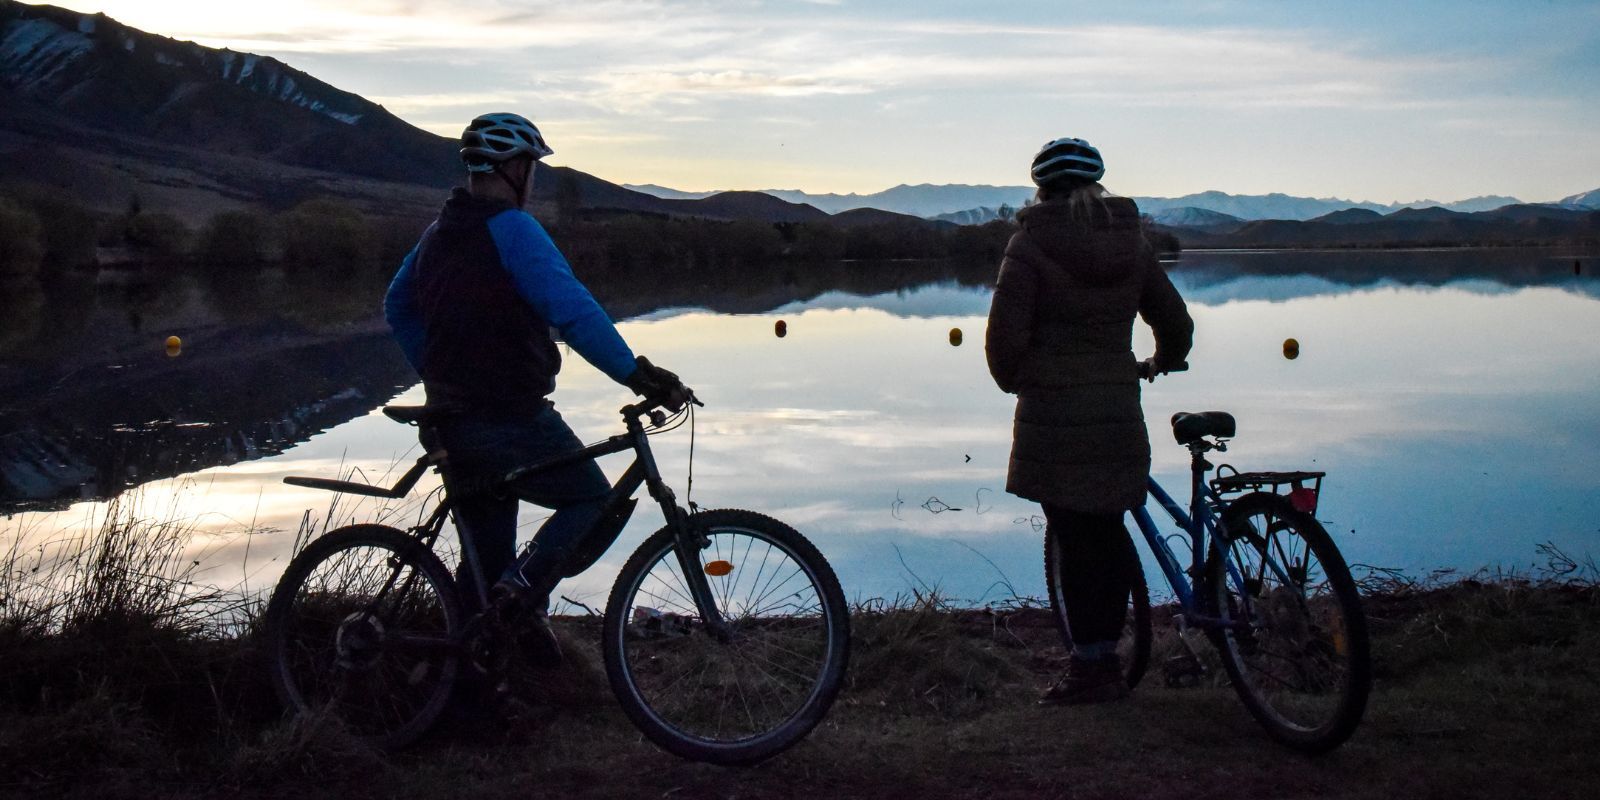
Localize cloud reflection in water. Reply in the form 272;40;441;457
6;253;1598;605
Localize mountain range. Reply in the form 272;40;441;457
1;0;1594;244
0;1;931;228
628;183;1597;223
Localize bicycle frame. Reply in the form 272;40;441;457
391;403;727;636
1130;446;1252;631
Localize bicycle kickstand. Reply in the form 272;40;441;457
1164;613;1209;688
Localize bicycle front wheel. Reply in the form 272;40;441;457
602;509;850;765
264;524;462;750
1044;529;1152;689
1210;492;1371;753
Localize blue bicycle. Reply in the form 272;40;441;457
1045;371;1371;753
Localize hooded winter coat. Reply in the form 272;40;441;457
985;196;1193;513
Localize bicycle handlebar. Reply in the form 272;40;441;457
620;386;703;420
1138;359;1189;382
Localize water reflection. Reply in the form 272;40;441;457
3;248;1597;603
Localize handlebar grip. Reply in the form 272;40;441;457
620;387;701;419
1138;359;1189;381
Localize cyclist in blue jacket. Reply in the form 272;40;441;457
384;112;685;662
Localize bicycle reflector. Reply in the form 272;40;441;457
1288;487;1318;514
704;560;734;577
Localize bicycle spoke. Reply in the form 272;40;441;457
1212;496;1368;748
611;520;842;748
269;528;458;748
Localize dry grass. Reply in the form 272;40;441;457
2;510;1598;798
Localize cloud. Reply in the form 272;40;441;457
365;92;524;110
54;0;1592;199
70;2;1502;114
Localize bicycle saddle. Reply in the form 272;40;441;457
1171;411;1235;445
382;404;467;426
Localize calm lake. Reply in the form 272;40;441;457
3;247;1597;606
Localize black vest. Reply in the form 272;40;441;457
413;189;560;414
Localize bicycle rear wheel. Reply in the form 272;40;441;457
264;524;461;750
1044;528;1152;689
602;509;849;765
1210;492;1370;753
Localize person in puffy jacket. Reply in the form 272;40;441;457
384;112;686;664
986;137;1193;704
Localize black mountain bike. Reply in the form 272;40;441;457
263;391;850;765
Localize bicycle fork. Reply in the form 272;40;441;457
633;425;732;641
660;496;733;641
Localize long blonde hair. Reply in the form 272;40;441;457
1036;180;1110;223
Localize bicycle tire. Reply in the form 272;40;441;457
264;524;462;750
602;509;850;765
1210;492;1371;753
1044;528;1153;689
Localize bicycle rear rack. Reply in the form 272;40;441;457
1210;466;1325;514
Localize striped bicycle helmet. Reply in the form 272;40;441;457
460;112;554;173
1031;137;1105;186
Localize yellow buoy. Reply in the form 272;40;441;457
704;560;734;577
948;327;963;346
774;320;787;338
1282;338;1300;360
165;335;182;358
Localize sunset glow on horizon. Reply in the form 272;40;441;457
37;0;1600;203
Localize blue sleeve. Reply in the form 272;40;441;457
486;211;638;384
383;244;424;373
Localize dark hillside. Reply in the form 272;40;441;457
0;1;961;242
1310;208;1384;225
0;2;828;227
823;207;952;229
659;190;831;223
0;0;456;186
1150;206;1245;230
1385;206;1468;222
1163;204;1600;249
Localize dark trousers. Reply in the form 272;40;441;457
436;406;612;610
1044;504;1140;648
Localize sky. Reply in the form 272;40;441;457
47;0;1600;202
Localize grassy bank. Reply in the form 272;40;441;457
2;509;1598;799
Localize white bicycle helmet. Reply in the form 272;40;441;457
460;112;554;172
1031;137;1105;186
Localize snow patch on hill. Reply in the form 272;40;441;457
0;18;92;90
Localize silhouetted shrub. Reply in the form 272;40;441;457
370;215;432;272
198;211;272;267
124;213;191;257
1;184;98;271
0;198;44;277
842;222;946;260
280;199;376;273
704;220;783;267
0;276;45;350
946;220;1015;262
787;223;847;262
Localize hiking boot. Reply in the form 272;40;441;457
490;578;563;668
1039;654;1130;706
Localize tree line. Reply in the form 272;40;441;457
0;185;424;279
0;182;1177;284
